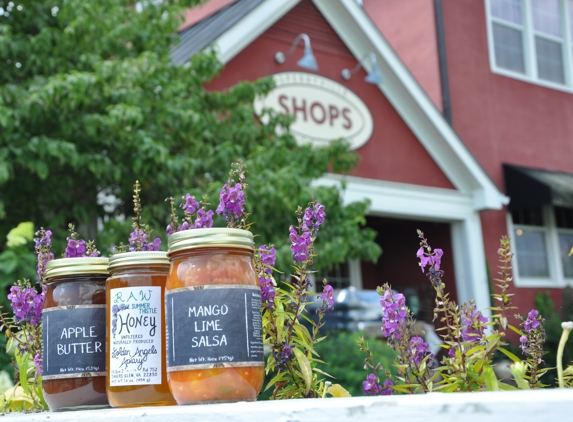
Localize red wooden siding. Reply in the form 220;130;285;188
206;0;455;189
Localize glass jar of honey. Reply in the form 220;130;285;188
42;258;109;411
166;228;264;404
106;251;176;407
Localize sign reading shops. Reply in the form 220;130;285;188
253;72;374;150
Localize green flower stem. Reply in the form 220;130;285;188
557;321;573;388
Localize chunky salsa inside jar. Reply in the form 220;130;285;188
166;248;264;404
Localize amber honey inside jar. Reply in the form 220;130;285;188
42;258;109;411
106;251;176;407
166;228;264;404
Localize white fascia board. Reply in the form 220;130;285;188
313;0;508;211
315;174;475;221
213;0;301;64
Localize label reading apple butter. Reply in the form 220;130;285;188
42;305;106;380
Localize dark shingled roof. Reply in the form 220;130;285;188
171;0;266;65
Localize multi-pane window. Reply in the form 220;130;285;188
487;0;573;89
512;207;550;277
555;206;573;277
510;205;573;286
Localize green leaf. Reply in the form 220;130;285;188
498;347;521;363
498;381;519;391
508;324;523;335
18;353;31;397
264;371;287;392
35;379;47;409
292;323;312;343
0;258;18;274
483;364;499;391
312;367;334;378
391;384;412;394
6;222;34;248
510;361;530;390
293;348;313;395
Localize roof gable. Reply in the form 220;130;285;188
174;0;507;210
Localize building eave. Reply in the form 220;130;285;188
312;0;507;211
178;0;508;211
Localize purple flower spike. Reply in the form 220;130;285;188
260;245;276;267
182;194;200;214
460;304;487;342
289;226;312;262
34;353;42;376
416;248;430;273
363;373;382;395
217;183;245;219
381;379;394;396
273;344;294;370
524;309;541;332
8;285;44;326
313;203;326;229
65;238;87;258
409;336;433;365
259;276;276;309
431;249;443;270
193;208;214;229
363;374;392;396
34;228;53;282
379;289;407;339
320;284;335;310
302;207;314;232
417;247;443;273
302;202;326;232
146;238;161;251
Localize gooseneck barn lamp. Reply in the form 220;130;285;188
341;52;383;85
274;33;319;71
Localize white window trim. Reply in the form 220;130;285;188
348;259;363;289
485;0;573;93
507;205;573;287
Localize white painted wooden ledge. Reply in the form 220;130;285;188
5;389;573;422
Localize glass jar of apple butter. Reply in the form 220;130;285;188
42;258;109;410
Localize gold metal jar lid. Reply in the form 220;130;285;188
167;228;254;255
108;251;169;270
45;257;110;280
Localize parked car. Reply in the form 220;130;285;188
304;287;384;333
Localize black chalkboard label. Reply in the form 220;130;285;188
42;305;106;380
166;286;264;371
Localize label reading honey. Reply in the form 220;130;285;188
42;305;106;380
109;286;162;386
166;286;264;371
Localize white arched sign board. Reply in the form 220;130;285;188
254;72;373;150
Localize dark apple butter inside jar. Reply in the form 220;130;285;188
42;258;109;410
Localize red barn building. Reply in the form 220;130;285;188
174;0;573;319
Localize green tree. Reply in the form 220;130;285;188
0;0;381;271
